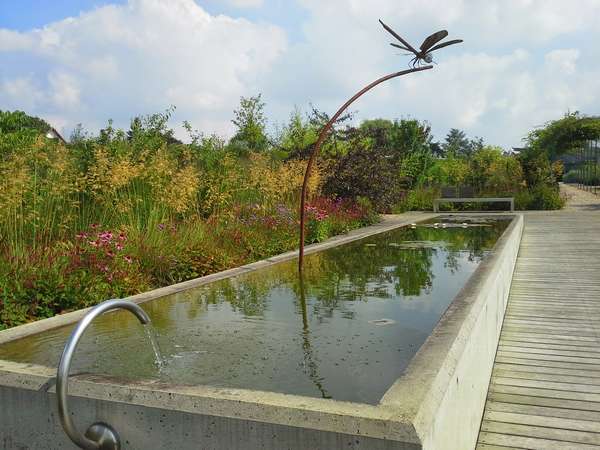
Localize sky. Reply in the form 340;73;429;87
1;0;600;149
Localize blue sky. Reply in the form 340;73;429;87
1;0;599;148
0;1;125;30
0;0;306;40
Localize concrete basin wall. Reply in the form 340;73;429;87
382;213;524;449
0;213;522;450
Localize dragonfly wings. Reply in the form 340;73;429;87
420;30;448;53
390;42;411;51
427;39;463;53
380;19;463;64
379;19;419;55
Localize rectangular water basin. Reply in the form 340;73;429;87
0;213;523;450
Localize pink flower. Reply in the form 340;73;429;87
116;243;124;251
118;233;127;242
76;232;88;240
158;223;165;231
124;256;133;264
90;223;99;229
99;231;113;242
88;240;100;247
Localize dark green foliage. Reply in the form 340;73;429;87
322;144;405;212
0;110;51;135
360;118;433;157
442;128;483;158
127;106;182;146
518;147;557;188
514;185;564;210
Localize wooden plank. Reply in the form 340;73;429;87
495;355;600;371
485;410;600;433
502;326;600;338
493;369;600;385
480;421;600;445
478;431;600;449
486;401;600;422
487;392;600;412
500;320;600;333
490;384;600;403
497;351;600;366
494;363;600;378
498;345;600;359
506;312;600;323
475;444;523;450
500;331;600;344
492;377;600;394
498;340;600;354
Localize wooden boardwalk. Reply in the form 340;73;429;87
477;185;600;449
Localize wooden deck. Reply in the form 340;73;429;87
477;185;600;449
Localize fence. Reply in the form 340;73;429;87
571;140;600;195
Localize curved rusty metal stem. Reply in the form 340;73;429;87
298;65;433;272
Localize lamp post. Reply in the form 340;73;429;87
297;65;432;272
45;127;67;145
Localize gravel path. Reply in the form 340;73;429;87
560;183;600;211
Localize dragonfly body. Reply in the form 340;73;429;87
379;19;463;68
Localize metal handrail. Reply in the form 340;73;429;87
56;299;151;450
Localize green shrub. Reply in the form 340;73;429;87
515;185;565;210
393;187;438;212
562;169;579;183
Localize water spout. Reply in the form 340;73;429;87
56;299;155;450
143;324;164;369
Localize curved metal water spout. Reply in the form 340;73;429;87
56;299;151;450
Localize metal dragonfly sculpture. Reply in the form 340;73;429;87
298;20;463;272
379;19;463;68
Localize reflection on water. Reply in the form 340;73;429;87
0;216;509;404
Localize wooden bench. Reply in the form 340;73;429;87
433;186;514;212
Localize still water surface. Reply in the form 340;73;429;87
0;216;509;404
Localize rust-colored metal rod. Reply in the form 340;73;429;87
298;65;433;272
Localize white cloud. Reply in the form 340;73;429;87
545;49;580;75
0;77;45;111
48;71;81;110
0;29;34;51
225;0;264;8
0;0;286;136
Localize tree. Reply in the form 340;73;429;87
127;106;182;146
276;108;318;160
442;128;469;157
0;110;51;134
360;118;433;158
526;111;600;158
442;128;483;158
230;94;268;153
